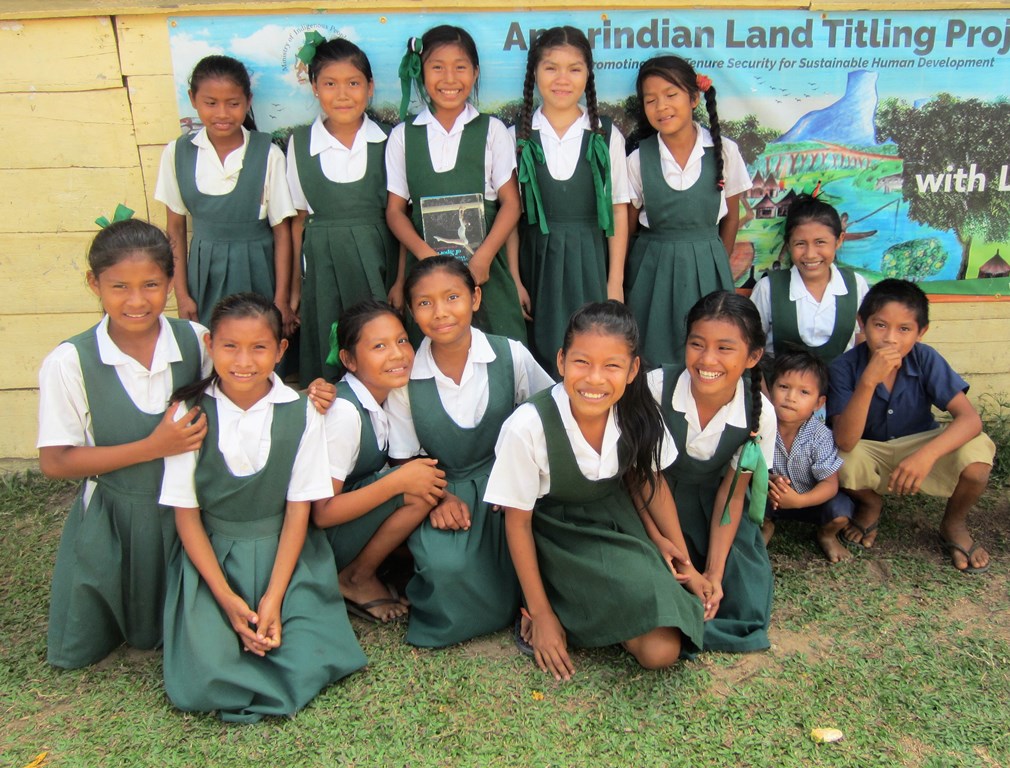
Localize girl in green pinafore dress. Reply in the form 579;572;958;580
386;257;554;648
39;220;210;669
509;26;630;372
486;302;709;678
156;56;297;335
312;300;448;623
386;25;527;343
287;38;401;386
649;292;776;653
161;294;365;723
748;194;868;363
626;56;752;367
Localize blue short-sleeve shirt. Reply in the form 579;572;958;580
827;342;968;442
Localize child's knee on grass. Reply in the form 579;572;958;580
625;627;682;670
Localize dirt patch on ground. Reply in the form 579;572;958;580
92;646;160;671
460;633;516;661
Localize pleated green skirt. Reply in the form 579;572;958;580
405;470;519;648
163;515;366;722
188;233;275;327
519;221;607;373
533;490;704;650
626;230;733;368
299;221;398;386
47;482;175;668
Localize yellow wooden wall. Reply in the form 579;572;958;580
1;3;1009;458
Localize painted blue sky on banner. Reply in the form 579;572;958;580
168;11;1010;285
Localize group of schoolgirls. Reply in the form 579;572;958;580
37;20;994;723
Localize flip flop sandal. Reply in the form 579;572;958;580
938;536;991;575
838;519;878;550
513;615;534;658
344;584;409;623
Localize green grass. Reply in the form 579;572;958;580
2;473;1010;767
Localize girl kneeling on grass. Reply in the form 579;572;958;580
160;293;365;723
485;301;710;679
311;299;448;622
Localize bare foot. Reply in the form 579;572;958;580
761;519;775;546
938;522;990;572
338;571;408;622
817;529;853;563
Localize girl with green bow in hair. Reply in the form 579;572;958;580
507;26;630;373
286;35;403;386
385;25;527;344
647;291;776;653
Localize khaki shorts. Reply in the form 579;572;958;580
838;428;995;498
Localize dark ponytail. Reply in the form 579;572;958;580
561;301;665;504
171;293;283;405
702;87;725;192
685;291;766;432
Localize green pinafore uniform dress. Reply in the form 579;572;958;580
626;137;733;368
292;125;399;385
47;318;200;669
163;395;366;723
404;334;520;647
519;121;612;372
404;114;527;343
527;391;704;650
658;366;772;653
768;266;858;362
323;381;402;569
175;131;276;326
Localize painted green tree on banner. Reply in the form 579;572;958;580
877;95;1010;280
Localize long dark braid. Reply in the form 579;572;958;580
585;67;603;135
703;87;726;191
685;291;765;433
561;301;665;505
516;51;538;144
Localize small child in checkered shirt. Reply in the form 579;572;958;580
762;350;855;562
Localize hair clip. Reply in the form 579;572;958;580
95;203;134;229
398;37;426;120
325;321;341;366
717;179;726;190
696;74;713;93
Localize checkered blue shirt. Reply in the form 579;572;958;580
772;416;843;494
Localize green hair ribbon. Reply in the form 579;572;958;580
719;434;768;526
325;321;341;366
516;138;548;235
586;133;614;237
95;203;134;229
296;30;326;66
397;37;424;120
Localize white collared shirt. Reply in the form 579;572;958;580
323;372;392;482
155;126;296;226
484;383;676;510
749;264;869;355
286;114;388;212
37;315;211;450
647;368;775;469
627;122;751;226
508;107;630;204
385;103;517;201
159;375;332;507
385;327;553;459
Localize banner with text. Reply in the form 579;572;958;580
168;10;1010;293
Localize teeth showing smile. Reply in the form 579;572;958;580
698;370;723;381
232;372;256;379
579;391;607;400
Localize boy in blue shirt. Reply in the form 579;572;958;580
828;279;995;573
